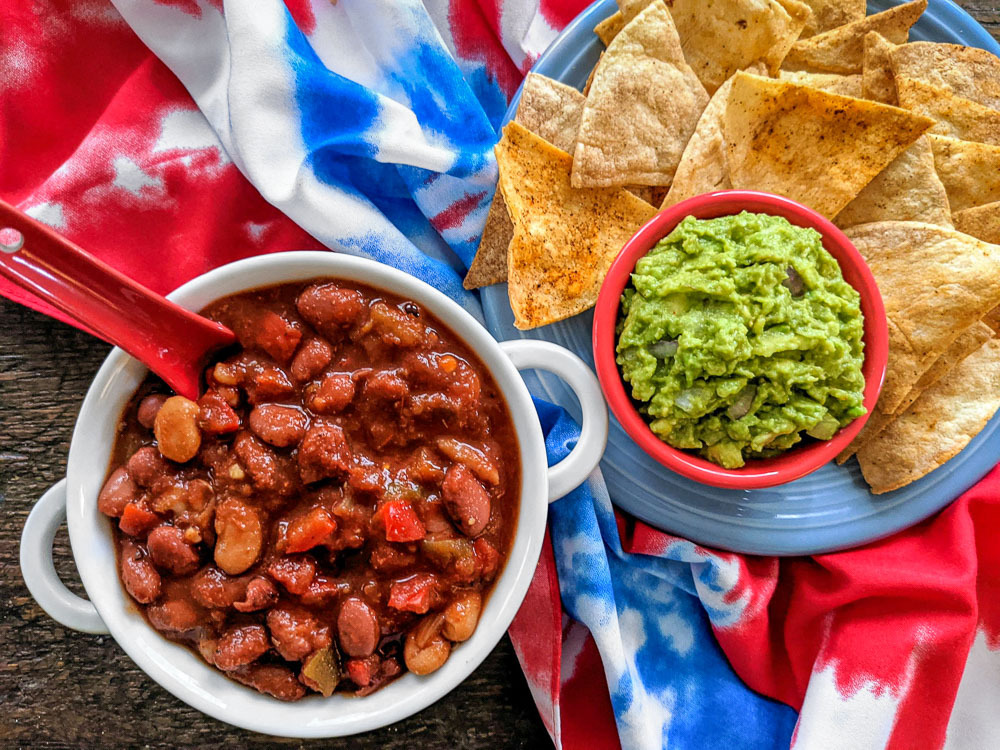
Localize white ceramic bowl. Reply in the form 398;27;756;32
19;251;608;737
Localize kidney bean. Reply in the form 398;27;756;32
154;396;202;463
137;394;168;429
214;498;262;575
296;284;365;337
268;555;317;595
232;431;296;496
337;598;380;658
442;590;482;642
441;464;491;537
290;338;332;382
267;606;331;662
249;404;308;447
231;664;306;701
191;566;247;608
98;467;138;518
147;598;200;632
403;630;450;676
308;372;355;414
120;542;161;603
147;525;201;575
127;446;169;487
233;576;279;612
298;423;352;484
213;624;270;671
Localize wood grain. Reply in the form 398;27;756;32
0;300;548;749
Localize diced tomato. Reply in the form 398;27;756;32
346;658;373;687
379;500;426;543
197;391;240;434
473;538;500;580
256;311;302;364
283;507;337;554
388;573;437;614
119;502;160;537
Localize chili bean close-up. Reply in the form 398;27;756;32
97;280;521;701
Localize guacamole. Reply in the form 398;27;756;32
616;212;866;469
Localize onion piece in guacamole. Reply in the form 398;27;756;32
616;211;866;469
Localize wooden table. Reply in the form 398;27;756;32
4;3;1000;747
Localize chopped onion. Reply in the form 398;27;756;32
782;266;805;297
726;385;757;420
649;339;679;358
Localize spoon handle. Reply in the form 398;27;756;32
0;198;235;400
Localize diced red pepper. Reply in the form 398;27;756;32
379;499;426;543
197;391;240;434
388;573;437;614
346;658;373;687
283;507;337;554
118;503;160;537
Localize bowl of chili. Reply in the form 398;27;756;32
19;251;608;737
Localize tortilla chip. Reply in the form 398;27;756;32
595;13;626;46
986;305;1000;335
857;337;1000;494
953;202;1000;244
834;136;952;229
799;0;865;38
783;0;926;75
572;1;709;188
928;135;1000;213
843;221;1000;414
862;32;898;105
464;74;585;290
583;53;601;97
496;122;657;329
890;41;1000;110
896;77;1000;147
646;0;808;94
724;73;934;218
778;71;863;97
837;322;993;464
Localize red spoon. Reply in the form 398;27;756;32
0;198;236;400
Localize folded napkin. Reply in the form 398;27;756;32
5;1;1000;748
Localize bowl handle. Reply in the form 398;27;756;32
20;479;109;634
500;340;609;502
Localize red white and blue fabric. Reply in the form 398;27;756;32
5;1;1000;748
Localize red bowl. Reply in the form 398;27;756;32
592;191;889;490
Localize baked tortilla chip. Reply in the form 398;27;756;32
928;135;1000;213
799;0;865;38
724;73;934;218
573;1;709;188
857;337;1000;494
834;136;952;229
843;221;1000;414
953;202;1000;244
862;32;899;105
465;74;585;289
837;322;992;463
595;12;626;46
890;41;1000;110
778;71;863;97
497;122;657;329
986;305;1000;335
897;78;1000;147
783;0;926;74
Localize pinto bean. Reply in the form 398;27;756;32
154;396;202;463
441;464;491;537
120;542;161;604
214;498;262;575
337;598;380;658
249;404;308;447
214;625;270;671
234;576;279;612
137;394;168;429
442;590;482;642
146;525;200;575
98;467;138;517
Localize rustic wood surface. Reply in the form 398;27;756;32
0;295;549;750
3;3;1000;748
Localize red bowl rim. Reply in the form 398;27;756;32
591;190;889;490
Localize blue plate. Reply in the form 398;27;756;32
482;0;1000;556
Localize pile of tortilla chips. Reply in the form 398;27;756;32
465;0;1000;493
